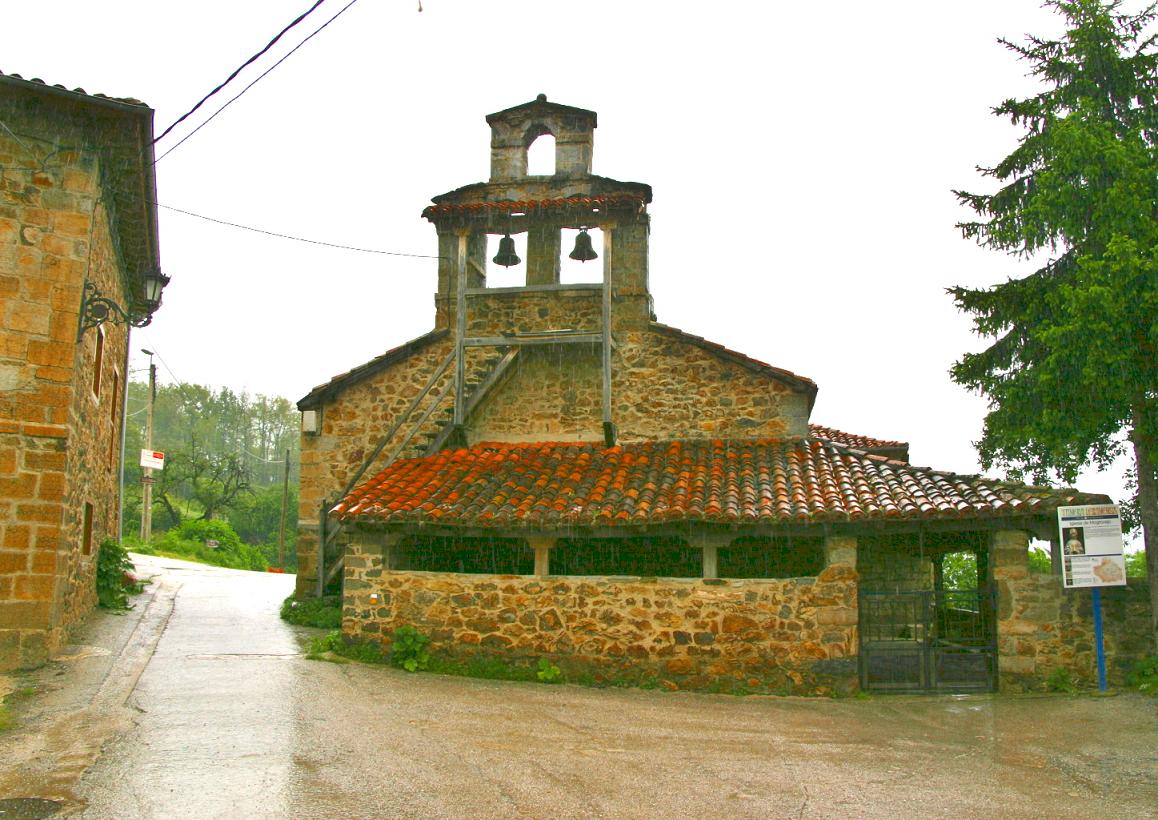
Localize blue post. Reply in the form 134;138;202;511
1092;587;1107;691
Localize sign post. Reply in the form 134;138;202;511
1057;504;1127;691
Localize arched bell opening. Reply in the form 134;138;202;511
486;231;527;288
560;226;604;284
526;131;556;176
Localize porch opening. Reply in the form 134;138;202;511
397;535;532;575
858;531;996;693
720;536;825;578
552;536;700;577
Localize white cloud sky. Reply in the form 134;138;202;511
3;0;1140;540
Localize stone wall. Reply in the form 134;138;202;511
992;530;1154;690
342;541;859;695
469;328;808;443
0;115;128;669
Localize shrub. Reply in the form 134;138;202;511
390;625;430;672
305;630;387;664
536;658;563;684
281;595;342;629
96;539;142;610
1125;551;1146;578
151;519;267;571
1125;656;1157;695
1046;667;1078;693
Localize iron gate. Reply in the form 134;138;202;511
859;587;997;693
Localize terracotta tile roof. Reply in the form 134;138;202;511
809;425;905;450
297;330;448;410
651;323;817;408
335;438;1106;529
809;424;910;462
422;194;648;221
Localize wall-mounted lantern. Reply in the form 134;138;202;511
77;269;170;341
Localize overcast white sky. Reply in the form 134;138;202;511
3;0;1139;537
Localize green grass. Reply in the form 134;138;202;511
0;703;13;732
281;595;342;629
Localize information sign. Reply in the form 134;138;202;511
1057;504;1126;588
140;449;165;470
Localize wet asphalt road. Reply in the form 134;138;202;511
1;555;1156;819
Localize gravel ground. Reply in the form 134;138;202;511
1;555;1154;819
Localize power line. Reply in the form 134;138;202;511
155;0;362;163
154;0;328;145
156;202;442;258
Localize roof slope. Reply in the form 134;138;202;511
650;323;817;409
297;329;448;409
335;437;1106;529
809;424;909;462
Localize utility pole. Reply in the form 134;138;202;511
140;350;156;543
278;448;290;569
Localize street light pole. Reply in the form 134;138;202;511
140;350;156;543
278;449;290;570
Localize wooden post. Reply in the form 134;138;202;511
702;542;719;579
454;231;468;427
277;448;290;569
528;536;554;578
600;225;615;445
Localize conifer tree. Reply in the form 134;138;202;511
951;0;1157;631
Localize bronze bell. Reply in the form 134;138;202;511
492;234;521;267
569;229;598;262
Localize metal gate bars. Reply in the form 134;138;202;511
859;587;997;693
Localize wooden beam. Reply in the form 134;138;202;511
465;283;602;296
601;225;614;431
454;231;468;426
463;332;602;347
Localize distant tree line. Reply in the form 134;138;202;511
121;382;300;568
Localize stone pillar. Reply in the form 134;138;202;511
991;528;1035;688
608;216;652;328
528;536;555;577
691;534;730;579
824;534;857;569
526;225;561;285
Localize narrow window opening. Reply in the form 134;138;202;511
92;326;105;397
526;133;556;176
485;233;527;288
82;502;94;555
560;227;605;284
109;369;120;467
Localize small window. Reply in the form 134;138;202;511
82;502;94;555
92;325;105;397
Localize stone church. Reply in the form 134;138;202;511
296;96;1150;694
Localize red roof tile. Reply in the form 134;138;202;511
809;425;906;450
335;438;1106;529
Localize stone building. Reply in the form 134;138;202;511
296;96;1151;694
0;73;166;670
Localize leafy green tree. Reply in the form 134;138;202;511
121;381;299;543
950;0;1157;632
